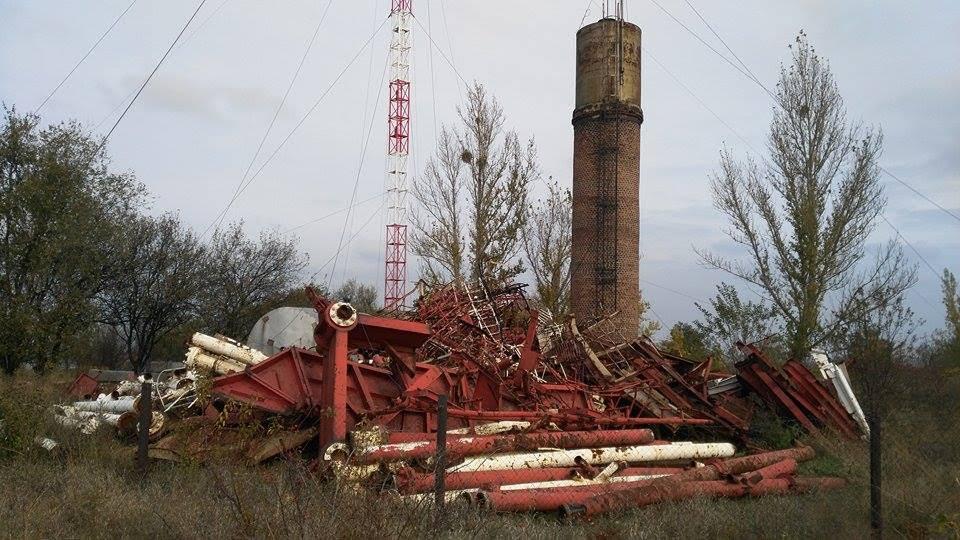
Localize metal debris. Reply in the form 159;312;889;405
54;279;865;515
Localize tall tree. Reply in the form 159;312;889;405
412;127;465;284
522;178;572;322
196;222;308;339
698;34;915;359
97;214;205;373
0;107;143;373
942;269;960;346
413;83;535;288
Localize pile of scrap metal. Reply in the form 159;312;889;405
48;335;220;444
54;280;864;512
152;281;867;451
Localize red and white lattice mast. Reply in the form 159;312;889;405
384;0;412;309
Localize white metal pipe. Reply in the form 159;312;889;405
54;411;121;433
811;350;870;438
72;399;135;414
593;461;623;482
190;332;267;365
447;421;531;436
401;489;477;504
35;437;59;452
184;346;245;375
446;442;736;473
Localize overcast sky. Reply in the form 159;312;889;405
2;0;957;336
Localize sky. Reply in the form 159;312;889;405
1;0;958;337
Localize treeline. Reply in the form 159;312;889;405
0;107;374;374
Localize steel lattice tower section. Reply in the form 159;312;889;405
384;0;412;309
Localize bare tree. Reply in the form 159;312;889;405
412;127;465;283
413;83;535;288
698;34;916;359
522;178;571;322
97;214;205;373
196;222;308;339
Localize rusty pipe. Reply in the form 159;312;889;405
448;442;736;473
558;476;847;517
189;332;267;365
498;472;669;492
351;428;655;465
184;346;245;375
72;398;135;414
394;465;686;495
563;447;816;517
473;480;659;512
732;458;797;486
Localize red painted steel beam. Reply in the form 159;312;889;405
781;361;858;437
516;311;540;373
352;428;656;464
749;364;820;433
351;313;431;350
394;465;685;495
212;348;322;414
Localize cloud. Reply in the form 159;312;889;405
137;75;277;122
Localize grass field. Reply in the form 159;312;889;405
0;369;957;539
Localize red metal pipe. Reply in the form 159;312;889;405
445;408;713;426
394;465;685;495
476;480;656;512
733;458;796;486
352;428;655;465
557;477;846;517
562;447;820;517
387;432;442;443
319;327;350;448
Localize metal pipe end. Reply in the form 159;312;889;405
329;302;358;328
474;490;492;510
558;503;587;521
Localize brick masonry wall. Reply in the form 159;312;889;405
571;113;641;336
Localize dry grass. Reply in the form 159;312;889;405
0;370;957;539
